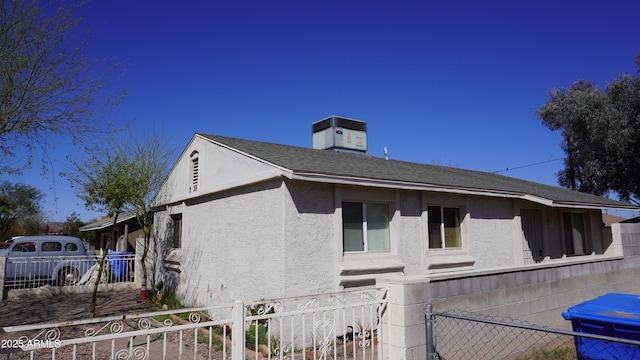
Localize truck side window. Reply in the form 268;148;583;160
64;243;78;252
14;243;36;252
42;242;62;252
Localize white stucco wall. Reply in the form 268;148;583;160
155;135;278;207
466;196;518;269
282;181;336;295
396;190;425;275
179;179;286;306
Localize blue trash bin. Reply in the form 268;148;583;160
562;293;640;360
109;252;133;280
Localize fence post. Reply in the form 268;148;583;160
232;300;246;360
425;303;435;360
0;256;5;300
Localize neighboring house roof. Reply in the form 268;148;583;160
198;133;639;211
79;212;137;232
45;222;64;234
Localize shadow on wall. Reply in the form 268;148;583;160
178;239;206;307
288;181;335;215
154;221;181;297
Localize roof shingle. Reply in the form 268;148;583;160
199;133;638;210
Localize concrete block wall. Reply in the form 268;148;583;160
379;256;640;360
378;222;640;360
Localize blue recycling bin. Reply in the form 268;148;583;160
109;252;133;280
562;293;640;360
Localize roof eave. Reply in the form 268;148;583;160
289;172;637;211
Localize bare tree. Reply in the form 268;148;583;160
0;0;124;175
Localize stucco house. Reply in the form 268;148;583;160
151;117;639;306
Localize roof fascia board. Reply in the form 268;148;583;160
288;172;524;198
550;201;638;211
290;172;637;211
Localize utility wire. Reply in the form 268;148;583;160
493;157;564;174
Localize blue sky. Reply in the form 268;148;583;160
10;0;640;222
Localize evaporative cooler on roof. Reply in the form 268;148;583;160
311;116;367;154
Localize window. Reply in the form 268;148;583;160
190;151;199;193
171;214;182;249
65;243;78;252
342;202;390;252
563;212;589;255
428;206;461;249
41;242;62;252
13;242;36;252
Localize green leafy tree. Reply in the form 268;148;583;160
67;152;140;317
61;212;85;238
66;131;175;315
536;55;640;204
0;0;124;175
0;181;44;239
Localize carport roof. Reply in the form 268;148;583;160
79;212;137;232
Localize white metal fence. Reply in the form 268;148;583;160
1;253;136;290
0;288;388;359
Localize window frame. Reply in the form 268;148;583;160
342;201;391;253
428;205;462;250
41;241;62;252
171;214;183;249
562;211;590;256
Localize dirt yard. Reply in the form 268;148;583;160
0;289;148;328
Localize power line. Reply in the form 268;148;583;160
493;157;564;174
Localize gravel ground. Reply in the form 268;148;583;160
0;289;148;328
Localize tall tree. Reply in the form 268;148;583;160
0;0;124;175
117;131;176;299
0;181;44;239
61;212;85;238
67;151;137;317
536;55;640;204
66;130;175;312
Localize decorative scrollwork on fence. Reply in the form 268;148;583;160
361;291;380;303
115;346;148;359
137;318;152;330
298;297;320;311
255;301;283;315
357;329;372;348
313;319;335;358
18;327;61;345
84;320;125;337
273;344;292;359
188;312;201;323
328;294;349;306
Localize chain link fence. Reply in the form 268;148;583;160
425;304;640;360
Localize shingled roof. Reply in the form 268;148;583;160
199;133;639;211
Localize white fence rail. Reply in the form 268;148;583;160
0;288;388;359
1;253;136;290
